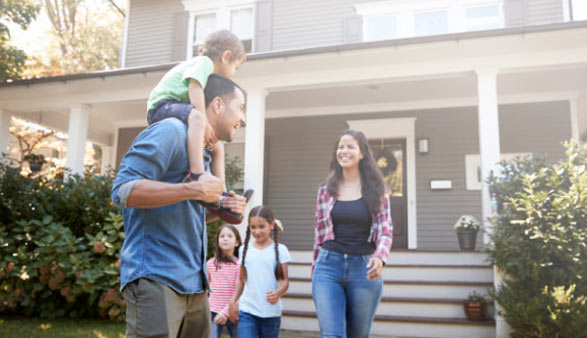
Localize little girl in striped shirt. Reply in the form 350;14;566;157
207;224;242;338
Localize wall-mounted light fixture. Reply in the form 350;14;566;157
418;138;429;154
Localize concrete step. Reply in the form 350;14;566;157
290;250;491;266
288;278;494;299
281;310;496;338
282;293;495;320
288;262;494;282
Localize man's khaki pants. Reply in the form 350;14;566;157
123;278;211;338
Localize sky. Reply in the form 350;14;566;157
7;0;126;56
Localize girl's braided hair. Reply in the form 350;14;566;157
240;206;285;282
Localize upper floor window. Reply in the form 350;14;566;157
184;0;256;59
414;10;448;36
364;15;398;41
230;7;254;53
355;0;504;42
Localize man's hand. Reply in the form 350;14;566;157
222;192;247;215
188;172;223;203
214;312;228;325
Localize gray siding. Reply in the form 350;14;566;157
266;101;571;250
125;0;186;67
123;0;565;64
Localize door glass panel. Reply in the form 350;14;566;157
369;139;404;197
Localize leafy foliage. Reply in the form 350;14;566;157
487;140;586;338
0;0;39;81
23;0;123;78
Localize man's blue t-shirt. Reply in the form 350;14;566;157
111;118;210;294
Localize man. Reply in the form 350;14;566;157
111;74;247;338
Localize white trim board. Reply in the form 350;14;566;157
347;118;418;249
266;91;577;119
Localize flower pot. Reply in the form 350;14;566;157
29;161;43;172
457;230;477;251
463;301;486;321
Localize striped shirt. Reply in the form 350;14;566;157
313;183;393;274
207;258;240;316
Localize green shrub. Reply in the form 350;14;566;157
0;153;243;320
487;141;586;338
0;160;124;320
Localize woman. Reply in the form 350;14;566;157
312;129;393;338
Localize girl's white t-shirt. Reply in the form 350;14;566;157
238;243;292;318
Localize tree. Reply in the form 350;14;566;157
23;0;124;78
0;0;39;81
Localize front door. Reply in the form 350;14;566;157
369;138;408;249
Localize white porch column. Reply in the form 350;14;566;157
476;68;509;338
65;104;90;176
242;88;267;231
0;109;11;158
101;146;114;174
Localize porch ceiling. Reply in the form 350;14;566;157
0;23;586;144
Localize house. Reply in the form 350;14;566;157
1;0;586;336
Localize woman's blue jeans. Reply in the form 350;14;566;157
312;249;383;338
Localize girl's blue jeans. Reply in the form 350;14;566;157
312;249;383;338
237;311;280;338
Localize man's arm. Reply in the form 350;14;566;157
127;173;223;209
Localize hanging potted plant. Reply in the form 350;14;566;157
454;215;480;251
24;153;46;172
463;291;487;321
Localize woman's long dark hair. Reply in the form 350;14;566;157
240;205;285;283
213;224;241;271
325;129;387;215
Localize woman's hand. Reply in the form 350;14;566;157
214;312;228;325
366;257;384;280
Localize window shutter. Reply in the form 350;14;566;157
503;0;527;27
343;15;363;44
173;11;190;61
254;0;273;52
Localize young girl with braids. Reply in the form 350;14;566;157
229;206;291;338
207;224;242;338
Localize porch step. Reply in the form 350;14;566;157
283;293;495;319
281;310;496;338
289;262;493;282
284;250;495;337
288;277;494;299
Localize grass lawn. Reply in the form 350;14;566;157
0;316;125;338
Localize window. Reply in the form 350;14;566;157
230;7;254;53
363;15;397;41
355;0;504;42
466;5;501;31
415;10;448;36
192;13;216;55
185;1;257;59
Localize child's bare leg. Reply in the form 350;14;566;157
187;109;207;175
210;142;227;191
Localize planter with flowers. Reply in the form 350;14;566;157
454;215;480;251
463;291;487;321
24;153;46;172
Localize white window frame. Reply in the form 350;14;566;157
183;0;257;59
355;0;504;41
465;152;531;190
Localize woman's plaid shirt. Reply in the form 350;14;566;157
312;183;393;273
